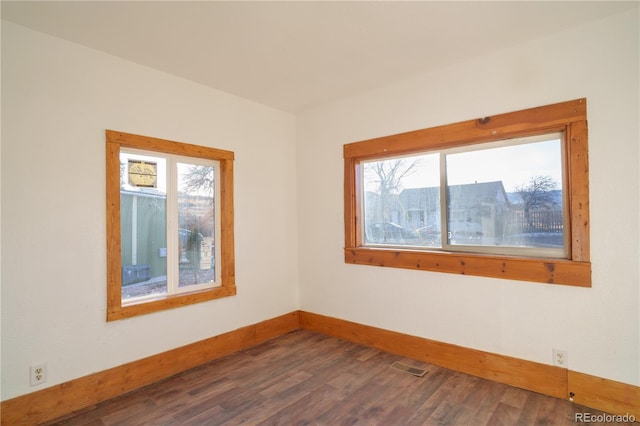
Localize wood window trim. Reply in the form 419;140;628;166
106;130;236;321
344;99;591;287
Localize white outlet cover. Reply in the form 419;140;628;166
553;349;568;368
30;363;47;386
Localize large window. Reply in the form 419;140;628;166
107;130;236;320
344;99;591;286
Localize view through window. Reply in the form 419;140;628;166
362;133;566;258
119;150;220;302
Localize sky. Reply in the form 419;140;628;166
363;134;563;194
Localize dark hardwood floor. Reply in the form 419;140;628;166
45;330;630;425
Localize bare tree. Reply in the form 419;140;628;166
120;161;126;187
364;157;421;228
515;175;558;229
179;164;215;256
182;165;214;196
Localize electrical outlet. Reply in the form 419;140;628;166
30;363;47;386
553;349;568;368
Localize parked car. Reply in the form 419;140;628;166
416;225;441;246
367;222;418;243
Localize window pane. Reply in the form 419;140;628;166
120;153;168;300
177;162;216;288
362;153;441;247
445;135;566;254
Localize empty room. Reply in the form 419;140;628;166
1;1;638;425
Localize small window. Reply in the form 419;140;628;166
344;99;591;286
107;131;236;321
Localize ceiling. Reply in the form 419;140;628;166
2;1;637;113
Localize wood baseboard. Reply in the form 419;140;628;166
568;370;640;419
0;311;300;426
299;311;567;399
3;310;638;424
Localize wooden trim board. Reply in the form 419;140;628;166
0;312;300;426
2;310;638;424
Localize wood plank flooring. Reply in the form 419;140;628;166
45;330;632;425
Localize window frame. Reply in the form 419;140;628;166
344;99;591;287
106;130;236;321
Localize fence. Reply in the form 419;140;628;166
505;209;564;234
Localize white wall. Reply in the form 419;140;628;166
1;22;299;400
297;8;639;386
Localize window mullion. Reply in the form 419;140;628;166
166;155;178;295
439;152;450;250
